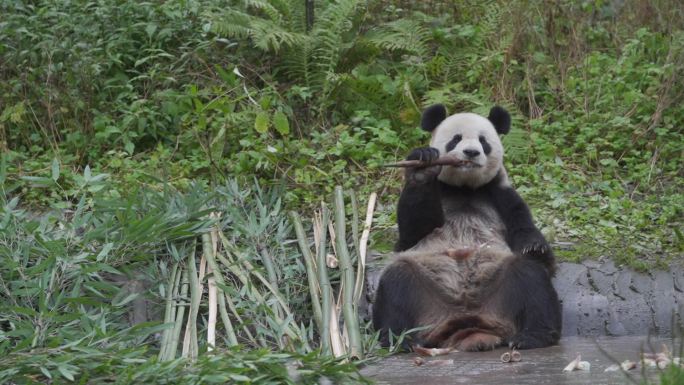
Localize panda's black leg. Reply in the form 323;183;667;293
490;258;561;349
372;259;442;349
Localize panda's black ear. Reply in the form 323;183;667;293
421;104;447;132
488;106;511;135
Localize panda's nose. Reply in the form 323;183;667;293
463;149;480;158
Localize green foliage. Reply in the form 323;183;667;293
3;0;682;263
0;0;225;159
2;0;684;378
0;344;366;384
0;179;368;382
659;361;684;385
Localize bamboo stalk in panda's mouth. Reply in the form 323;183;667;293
381;156;472;168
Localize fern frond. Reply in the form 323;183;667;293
244;0;282;23
501;127;530;162
309;0;362;89
209;9;253;39
366;19;432;59
250;19;308;52
208;6;306;52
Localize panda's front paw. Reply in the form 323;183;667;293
521;241;550;259
512;230;550;259
407;147;440;163
405;147;441;184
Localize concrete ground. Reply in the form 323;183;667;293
360;336;678;385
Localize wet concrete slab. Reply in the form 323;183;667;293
361;336;678;385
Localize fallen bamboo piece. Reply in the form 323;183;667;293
328;297;345;357
203;233;218;352
334;186;363;359
314;205;333;356
204;215;239;347
350;191;360;258
382;156;471;168
165;269;188;361
353;192;377;305
290;211;324;335
501;349;522;363
414;357;454;367
182;244;204;360
414;346;453;357
215;235;300;341
158;262;179;361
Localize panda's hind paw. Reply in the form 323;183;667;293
508;330;559;350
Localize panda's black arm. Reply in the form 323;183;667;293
395;178;444;251
488;186;555;268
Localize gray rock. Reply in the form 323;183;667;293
652;270;676;336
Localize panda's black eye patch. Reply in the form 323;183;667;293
479;135;492;155
445;134;462;152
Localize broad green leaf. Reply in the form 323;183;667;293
254;112;269;134
39;367;52;380
51;158;60;182
83;165;92;181
145;23;157;38
229;374;252;382
113;292;140;307
6;196;19;210
20;176;53;186
273;111;290;135
124;141;135;154
57;365;75;381
96;243;114;261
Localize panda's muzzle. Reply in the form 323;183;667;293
463;149;481;158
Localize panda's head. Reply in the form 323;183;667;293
421;104;511;188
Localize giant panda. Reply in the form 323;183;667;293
372;104;561;351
